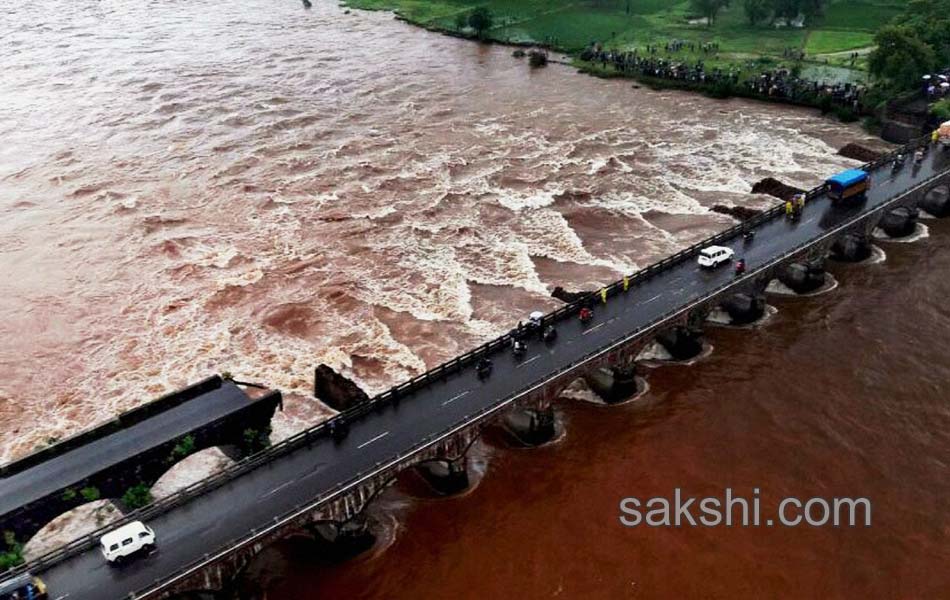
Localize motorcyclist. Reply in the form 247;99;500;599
542;325;557;342
579;307;593;323
513;340;527;356
477;357;493;376
743;229;755;243
735;258;746;275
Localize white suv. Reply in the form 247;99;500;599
697;245;735;268
100;521;156;564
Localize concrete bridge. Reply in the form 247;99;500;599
0;376;282;551
5;141;950;599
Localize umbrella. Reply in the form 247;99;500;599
923;74;932;80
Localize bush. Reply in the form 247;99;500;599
122;484;152;510
80;486;101;502
242;426;272;454
0;532;23;570
168;434;196;463
62;488;77;501
931;98;950;121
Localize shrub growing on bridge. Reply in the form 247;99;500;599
122;484;152;510
80;486;101;502
0;531;24;570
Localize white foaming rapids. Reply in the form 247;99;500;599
872;223;930;243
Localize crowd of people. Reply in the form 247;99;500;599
580;42;865;112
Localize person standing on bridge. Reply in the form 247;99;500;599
785;199;793;216
601;288;608;304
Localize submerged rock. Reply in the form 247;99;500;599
313;365;369;411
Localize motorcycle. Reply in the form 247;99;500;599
742;230;755;244
542;325;557;343
476;358;493;379
579;307;594;324
330;418;350;443
513;340;527;358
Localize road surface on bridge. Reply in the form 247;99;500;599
34;151;949;599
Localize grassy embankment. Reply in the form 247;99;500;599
343;0;902;86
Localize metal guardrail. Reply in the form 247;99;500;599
5;133;936;589
127;136;950;599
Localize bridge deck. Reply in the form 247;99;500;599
33;152;950;599
0;379;255;518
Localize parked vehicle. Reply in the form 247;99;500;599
826;169;869;202
100;520;156;565
697;245;734;268
0;573;47;600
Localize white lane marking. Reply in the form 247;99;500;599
357;431;389;449
262;480;296;498
442;390;471;406
644;293;662;303
517;354;542;368
582;322;607;335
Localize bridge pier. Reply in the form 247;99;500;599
878;206;919;238
776;258;827;294
920;184;950;217
583;365;644;404
831;233;873;262
719;293;767;325
309;515;376;560
504;405;558;446
655;325;704;361
415;458;470;495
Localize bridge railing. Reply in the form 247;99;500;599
124;139;945;598
5;135;930;585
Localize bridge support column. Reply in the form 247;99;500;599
720;293;767;325
777;259;826;294
504;405;558;446
656;326;704;361
416;458;470;495
831;233;873;262
878;206;919;238
921;185;950;217
309;515;376;560
584;365;643;404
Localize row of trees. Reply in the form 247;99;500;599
689;0;826;26
869;0;950;90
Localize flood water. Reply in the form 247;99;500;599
3;0;947;597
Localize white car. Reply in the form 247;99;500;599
100;520;156;564
697;245;735;268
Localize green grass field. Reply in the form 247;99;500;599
343;0;903;82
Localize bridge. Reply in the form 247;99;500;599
5;141;950;599
0;376;282;551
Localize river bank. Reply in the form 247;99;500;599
342;0;910;130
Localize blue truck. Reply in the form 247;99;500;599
826;168;869;202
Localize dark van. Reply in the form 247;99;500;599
0;573;48;600
826;168;869;202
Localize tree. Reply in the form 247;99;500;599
467;7;494;39
743;0;771;24
772;0;800;21
691;0;730;25
122;484;153;510
868;26;936;90
454;12;467;32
